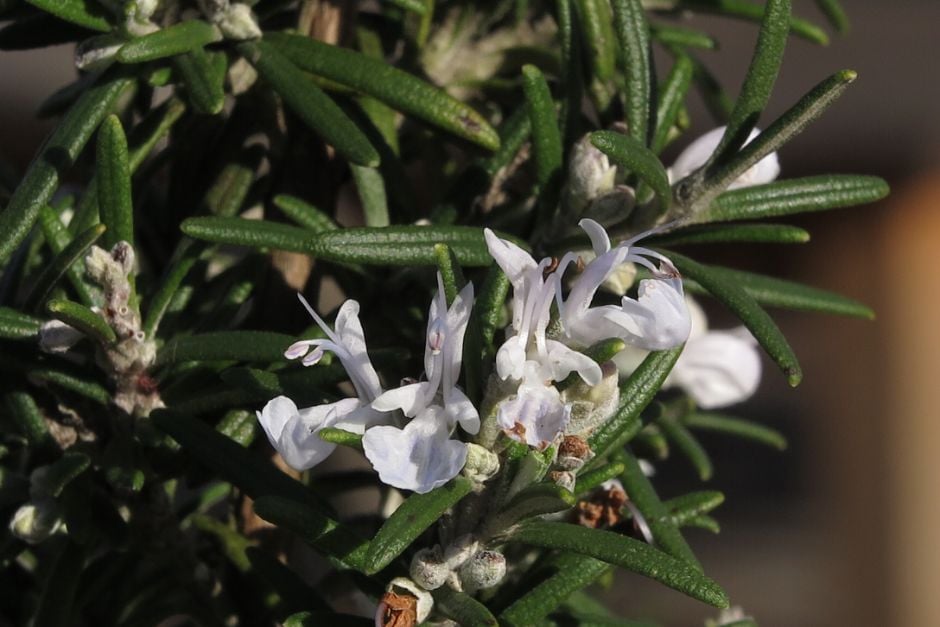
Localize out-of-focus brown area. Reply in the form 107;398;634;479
3;2;939;625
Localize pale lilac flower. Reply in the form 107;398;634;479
257;296;386;471
371;276;479;434
483;229;602;386
363;406;468;494
667;126;780;189
556;219;691;351
495;363;570;450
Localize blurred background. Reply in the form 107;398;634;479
2;1;938;625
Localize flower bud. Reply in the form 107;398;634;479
556;435;594;471
409;547;450;591
443;534;479;570
217;3;262;40
38;320;84;354
458;550;506;592
9;499;62;544
378;578;433;625
562;361;620;437
565;135;617;214
462;443;499;483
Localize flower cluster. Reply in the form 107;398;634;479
258;127;778;495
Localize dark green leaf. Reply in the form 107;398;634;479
684;264;873;318
156;331;295;364
574;461;626;494
47;298;116;344
25;224;105;311
0;307;41;340
697;175;889;223
117;20;220;64
682;0;828;45
36;451;90;496
650;23;717;50
0;70;133;266
317;427;363;451
521;64;563;206
611;0;653;145
657;414;713;481
182;217;517;267
33;541;85;627
25;0;111;32
666;251;802;386
684;412;787;449
241;40;380;166
266;32;498;151
252;495;369;571
215;409;258;447
706;70;857;192
664;490;725;526
273;194;338;232
3;390;51;447
97;115;133;248
617;450;700;567
351;165;389;227
590;131;671;210
433;586;500;627
499;553;611;627
174;48;225;115
647;223;809;246
576;0;617;110
484;483;576;536
38;205;98;306
29;367;110;404
588;347;683;461
510;522;728;607
652;54;694;155
363;476;473;574
815;0;849;33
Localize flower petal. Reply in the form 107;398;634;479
579;218;612;255
484;228;537;290
670;327;762;409
668;126;779;189
614;277;691;350
257;396;338;470
363;408;468;494
545;339;602;386
496;384;570;449
372;382;434;417
444;386;480;435
333;300;383;400
495;339;527;381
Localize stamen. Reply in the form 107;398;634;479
302;346;325;367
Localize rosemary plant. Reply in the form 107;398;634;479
0;0;886;625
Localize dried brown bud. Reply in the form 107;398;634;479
377;592;418;627
573;484;627;529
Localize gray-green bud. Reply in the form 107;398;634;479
9;498;62;545
463;443;499;483
409;547;450;591
458;550;506;592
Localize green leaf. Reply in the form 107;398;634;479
38;205;98;306
273;194;338;232
29;367;110;404
484;483;577;536
363;476;473;574
350;165;389;227
650;23;718;50
554;0;582;145
666;251;802;386
25;224;106;311
204;145;263;218
685;514;720;533
182;217;515;267
0;307;41;340
432;586;500;627
25;0;111;32
815;0;849;33
510;522;728;607
684;412;787;449
3;390;51;448
652;54;694;155
266;32;498;151
657;413;713;481
156;331;295;365
647;223;809;246
576;0;617;110
97;115;133;248
697;175;889;223
117;20;220;63
0;70;134;266
252;495;369;571
174;48;225;115
705;0;792;167
241;40;380;166
521;64;563;207
574;461;626;494
617;450;701;567
386;0;428;14
500;552;611;627
611;0;653;145
47;298;116;344
588;347;683;461
35;451;91;496
282;612;373;627
33;541;85;627
682;0;828;45
152;410;328;511
706;70;857;192
590;131;671;210
434;243;467;306
317;427;363;451
664;490;725;526
143;240;204;337
684;264;873;318
215;409;258;447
